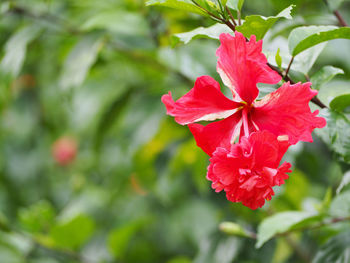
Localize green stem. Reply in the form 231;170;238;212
267;63;327;108
191;0;226;22
282;216;350;236
190;0;236;31
217;0;225;15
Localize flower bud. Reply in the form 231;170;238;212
52;136;77;166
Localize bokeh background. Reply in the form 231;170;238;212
0;0;350;262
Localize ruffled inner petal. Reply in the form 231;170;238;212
207;131;292;210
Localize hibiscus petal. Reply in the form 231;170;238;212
252;82;327;144
207;147;237;189
272;162;292;186
207;131;292;210
161;75;240;125
248;131;290;168
188;114;242;156
216;33;281;104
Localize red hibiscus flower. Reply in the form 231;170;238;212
162;32;326;156
207;131;292;210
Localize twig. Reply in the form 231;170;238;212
282;216;350;236
237;10;242;25
318;216;348;226
268;63;327;108
190;0;236;31
280;216;350;262
323;0;348;26
191;0;226;23
333;10;349;27
225;6;237;26
224;20;237;32
284;56;294;77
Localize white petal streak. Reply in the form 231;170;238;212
231;118;243;144
217;66;242;102
194;108;241;122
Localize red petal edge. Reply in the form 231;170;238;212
161;76;239;125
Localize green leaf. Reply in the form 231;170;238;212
219;222;252;238
256;211;319;248
315;109;350;163
81;11;150;36
0;2;10;14
226;0;244;11
107;221;145;259
329;191;350;217
310;66;344;90
336;171;350;195
272;239;293;263
0;25;41;77
82;11;153;50
166;199;218;245
288;26;350;56
271;170;310;210
146;0;207;15
213;237;242;263
18;200;55;233
236;5;294;40
275;48;282;68
317;80;349;108
319;188;333;213
268;44;326;74
312;231;350;263
59;34;104;90
50;214;95;250
158;41;217;81
172;24;232;45
196;0;220;15
169;139;209;193
327;0;348;11
94;89;133;151
330;94;350;112
0;246;24;263
0;210;10;232
167;257;192;263
291;43;327;73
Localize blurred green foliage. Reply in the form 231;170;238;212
0;0;350;262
